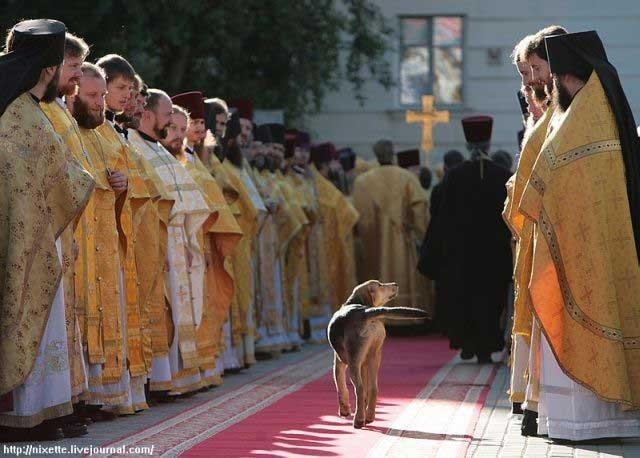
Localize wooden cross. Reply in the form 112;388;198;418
406;95;450;153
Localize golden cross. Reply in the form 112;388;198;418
406;95;450;152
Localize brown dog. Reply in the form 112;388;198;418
327;280;429;428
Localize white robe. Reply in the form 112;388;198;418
221;316;242;370
537;335;640;440
286;275;304;347
0;239;73;428
238;165;267;364
254;219;290;353
509;334;530;405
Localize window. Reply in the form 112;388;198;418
399;16;463;106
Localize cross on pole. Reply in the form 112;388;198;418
406;95;450;153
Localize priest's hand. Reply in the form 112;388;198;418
108;170;128;194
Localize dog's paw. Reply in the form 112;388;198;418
353;418;365;429
365;415;375;424
339;408;351;418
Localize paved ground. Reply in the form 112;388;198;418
3;340;640;457
467;365;640;457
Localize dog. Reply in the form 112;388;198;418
327;280;429;428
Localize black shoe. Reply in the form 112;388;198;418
521;409;539;437
460;349;475;360
0;424;63;442
512;402;523;414
62;422;88;438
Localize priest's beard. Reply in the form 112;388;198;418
72;96;105;129
115;112;140;130
227;142;244;168
163;139;183;157
530;77;553;106
193;139;204;156
59;81;78;98
552;77;573;112
42;67;62;103
154;118;168;140
531;84;546;105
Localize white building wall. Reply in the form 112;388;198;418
307;0;640;166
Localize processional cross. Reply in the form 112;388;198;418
405;95;450;152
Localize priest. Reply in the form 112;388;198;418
39;31;93;423
0;19;94;441
504;25;567;429
130;89;212;396
250;124;292;355
352;141;429;311
167;101;243;387
290;133;332;342
96;54;152;414
420;117;512;363
70;62;132;414
310;143;359;308
172;91;207;159
518;30;640;440
262;123;307;349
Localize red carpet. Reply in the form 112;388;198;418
183;336;493;457
102;336;496;457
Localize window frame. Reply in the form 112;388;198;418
398;14;465;109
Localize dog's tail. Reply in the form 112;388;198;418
364;307;429;320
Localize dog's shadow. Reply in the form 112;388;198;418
365;425;472;441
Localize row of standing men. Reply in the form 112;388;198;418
0;20;363;441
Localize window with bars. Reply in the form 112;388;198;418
399;16;464;106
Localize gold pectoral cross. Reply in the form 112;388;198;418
406;95;450;153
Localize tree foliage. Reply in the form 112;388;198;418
1;0;393;121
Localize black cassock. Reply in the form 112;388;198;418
419;158;512;356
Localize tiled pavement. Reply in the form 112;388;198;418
467;365;640;457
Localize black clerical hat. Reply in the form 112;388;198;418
0;19;66;116
171;91;205;120
396;149;420;168
228;98;253;121
545;31;607;76
462;116;493;144
311;143;336;166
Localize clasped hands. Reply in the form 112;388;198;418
107;169;128;194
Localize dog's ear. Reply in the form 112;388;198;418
364;283;377;307
345;281;374;307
